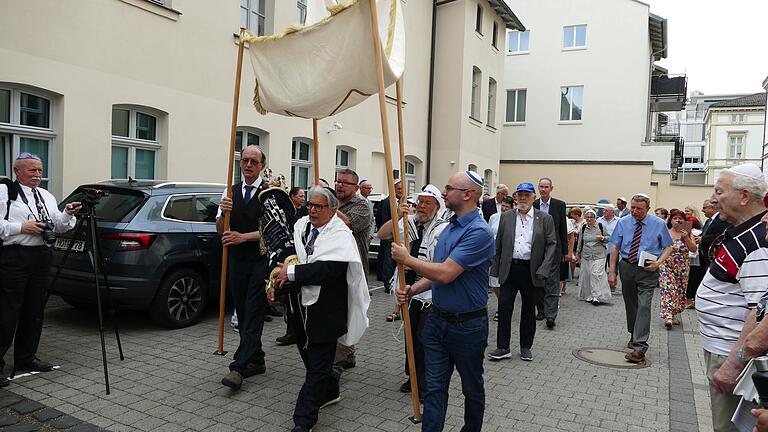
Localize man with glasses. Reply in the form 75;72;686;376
0;152;81;387
608;193;673;364
333;169;372;371
392;171;495;432
694;164;768;432
216;145;273;390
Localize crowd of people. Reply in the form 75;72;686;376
5;145;768;431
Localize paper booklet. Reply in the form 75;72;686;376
638;251;658;267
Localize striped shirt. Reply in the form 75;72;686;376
696;211;768;356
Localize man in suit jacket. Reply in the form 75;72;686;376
532;177;568;329
481;184;509;222
687;199;730;307
489;182;557;362
274;186;370;432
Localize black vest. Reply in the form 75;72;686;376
229;182;266;261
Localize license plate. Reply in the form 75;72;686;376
54;238;85;252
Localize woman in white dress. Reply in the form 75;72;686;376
575;208;612;305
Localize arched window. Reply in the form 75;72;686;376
405;158;418;195
291;137;313;190
0;84;56;189
111;105;165;180
483;169;494;195
335;145;356;173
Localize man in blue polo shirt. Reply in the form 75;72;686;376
392;170;495;432
608;193;673;363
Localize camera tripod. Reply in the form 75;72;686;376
49;200;124;395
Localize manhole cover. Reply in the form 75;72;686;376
573;348;651;369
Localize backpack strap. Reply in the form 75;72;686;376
0;178;18;221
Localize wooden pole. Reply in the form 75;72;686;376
367;2;421;422
395;81;409;254
312;119;320;184
215;27;246;355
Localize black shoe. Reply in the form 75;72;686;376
276;333;296;346
291;426;311;432
535;313;545;321
267;306;283;317
242;362;266;378
399;379;411;393
334;360;356;370
545;318;556;329
15;357;53;372
0;371;8;387
264;315;273;322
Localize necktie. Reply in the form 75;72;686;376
32;188;49;221
244;185;254;205
305;228;319;256
702;217;712;235
628;220;643;264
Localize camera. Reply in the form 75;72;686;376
80;187;109;210
41;219;56;247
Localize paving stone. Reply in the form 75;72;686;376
3;424;38;432
49;415;82;429
10;400;45;414
0;414;19;426
32;406;64;422
0;393;23;408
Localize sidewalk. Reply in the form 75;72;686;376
2;280;709;431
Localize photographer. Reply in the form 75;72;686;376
0;152;80;387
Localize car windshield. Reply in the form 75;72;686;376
60;187;145;222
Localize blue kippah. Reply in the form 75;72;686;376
465;170;483;187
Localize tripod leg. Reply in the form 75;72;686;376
99;271;124;361
48;217;88;297
87;248;111;395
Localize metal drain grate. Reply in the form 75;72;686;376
573;347;651;369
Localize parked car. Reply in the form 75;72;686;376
566;202;609;219
51;180;226;328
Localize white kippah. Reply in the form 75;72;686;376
465;170;483;187
729;163;764;180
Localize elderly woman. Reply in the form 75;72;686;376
575;208;611;305
660;208;697;328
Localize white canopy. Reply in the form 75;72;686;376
242;0;405;119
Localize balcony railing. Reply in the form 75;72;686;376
650;74;687;112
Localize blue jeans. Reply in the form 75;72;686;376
422;311;488;432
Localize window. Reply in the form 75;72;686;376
475;4;483;35
234;129;262;182
471;67;481;119
240;0;267;36
487;78;497;127
505;89;527;123
483;169;493;195
297;0;307;24
0;86;54;189
291;138;313;191
492;22;499;48
335;146;355;172
560;86;584;121
163;194;221;223
728;135;745;159
731;114;746;123
111;107;160;180
563;25;587;49
507;30;530;53
405;159;417;195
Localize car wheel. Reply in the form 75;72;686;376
150;269;208;328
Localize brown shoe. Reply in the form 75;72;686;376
625;351;645;363
221;370;244;390
626;339;634;349
242;362;266;378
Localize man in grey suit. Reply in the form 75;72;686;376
488;182;557;362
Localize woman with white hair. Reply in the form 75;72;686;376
575;208;611;305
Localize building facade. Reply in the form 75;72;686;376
703;93;767;182
497;0;709;209
0;0;522;199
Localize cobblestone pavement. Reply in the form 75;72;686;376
2;277;712;432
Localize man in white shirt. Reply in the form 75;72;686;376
0;152;80;386
616;197;630;219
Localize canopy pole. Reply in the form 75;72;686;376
215;27;246;356
312;119;320;184
367;2;421;423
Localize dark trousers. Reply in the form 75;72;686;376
619;260;659;353
289;298;340;430
687;264;706;300
422;311;488;432
228;257;268;372
497;262;537;350
404;299;428;392
0;246;52;370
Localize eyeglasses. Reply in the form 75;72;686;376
241;158;262;166
307;202;330;210
444;185;469;193
335;180;357;187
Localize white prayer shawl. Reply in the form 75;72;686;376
389;213;448;303
243;0;405;119
294;214;371;346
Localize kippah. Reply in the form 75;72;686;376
465;170;483;187
729;163;764;180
